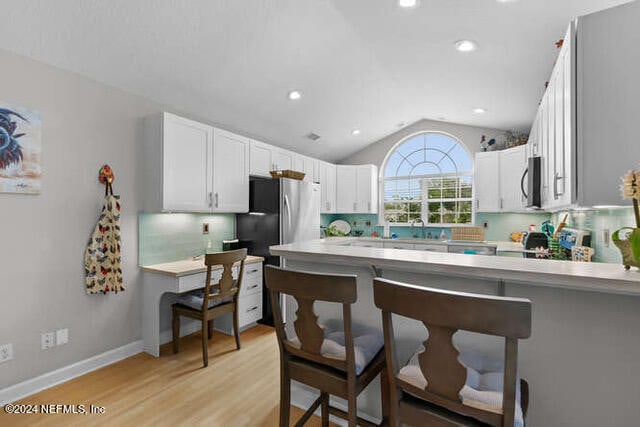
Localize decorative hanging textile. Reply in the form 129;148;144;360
85;165;124;294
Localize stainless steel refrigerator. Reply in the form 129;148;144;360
236;176;320;325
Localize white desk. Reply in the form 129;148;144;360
141;256;264;357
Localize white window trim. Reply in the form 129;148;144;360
377;130;475;226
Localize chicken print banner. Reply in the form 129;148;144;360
85;193;124;294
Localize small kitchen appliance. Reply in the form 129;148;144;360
522;232;549;258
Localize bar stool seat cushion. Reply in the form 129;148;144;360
289;319;383;375
176;290;233;310
397;346;524;427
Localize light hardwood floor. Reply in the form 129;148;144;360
1;325;337;427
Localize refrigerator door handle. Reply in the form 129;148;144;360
284;194;292;235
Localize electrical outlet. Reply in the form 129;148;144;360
56;328;69;346
0;343;13;363
41;332;55;350
483;221;489;229
603;229;610;248
202;222;209;234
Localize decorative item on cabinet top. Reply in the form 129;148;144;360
85;165;124;294
269;170;305;180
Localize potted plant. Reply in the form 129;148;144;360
613;168;640;269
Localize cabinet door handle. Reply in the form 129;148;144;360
208;192;213;207
247;306;259;312
325;201;330;211
247;284;259;290
553;173;562;200
368;201;371;211
353;202;357;212
476;199;479;210
248;269;259;274
500;198;503;210
214;192;219;208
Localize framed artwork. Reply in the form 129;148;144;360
0;102;42;194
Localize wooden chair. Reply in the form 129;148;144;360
373;278;531;427
172;248;247;367
264;265;388;427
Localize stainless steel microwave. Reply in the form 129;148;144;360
521;156;541;209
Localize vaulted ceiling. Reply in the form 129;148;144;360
0;0;632;161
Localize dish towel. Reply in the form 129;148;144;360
84;190;124;294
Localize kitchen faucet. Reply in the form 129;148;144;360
411;218;426;239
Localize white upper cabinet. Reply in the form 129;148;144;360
336;164;378;213
475;146;528;213
272;149;292;171
292;154;317;182
143;112;248;213
474;152;501;212
212;128;249;213
318;161;337;213
573;4;638;207
146;112;213;212
336;166;358;213
356;165;378;213
249;140;273;177
499;146;528;211
527;22;576;209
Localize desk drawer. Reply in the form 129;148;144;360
177;266;246;293
239;293;262;327
241;263;263;297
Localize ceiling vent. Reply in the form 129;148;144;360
306;133;321;141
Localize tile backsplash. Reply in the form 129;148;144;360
324;209;633;264
139;213;236;266
551;208;635;264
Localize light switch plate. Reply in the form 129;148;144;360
56;328;69;346
41;332;55;350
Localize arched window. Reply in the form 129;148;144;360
382;132;473;225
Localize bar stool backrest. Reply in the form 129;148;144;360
373;278;531;427
265;265;358;373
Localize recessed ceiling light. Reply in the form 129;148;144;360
287;90;301;100
455;40;478;52
351;129;361;136
398;0;419;8
473;108;487;114
496;0;519;3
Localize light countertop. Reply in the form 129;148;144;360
270;239;640;296
141;255;264;277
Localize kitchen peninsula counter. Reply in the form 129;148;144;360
270;239;640;427
271;239;640;296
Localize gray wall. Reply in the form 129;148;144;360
339;118;508;167
0;48;160;388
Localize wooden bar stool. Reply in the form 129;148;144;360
373;278;531;427
265;266;389;427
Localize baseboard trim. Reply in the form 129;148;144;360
290;383;380;427
0;340;143;406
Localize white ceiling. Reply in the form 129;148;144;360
0;0;632;162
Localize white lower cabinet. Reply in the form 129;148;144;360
216;262;263;335
413;243;448;253
383;242;414;250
